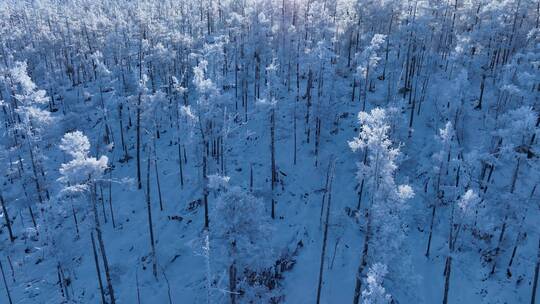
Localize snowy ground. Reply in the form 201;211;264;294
1;63;536;304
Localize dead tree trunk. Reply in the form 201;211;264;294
475;74;486;110
229;262;237;304
92;185;116;304
199;118;210;229
0;194;14;242
305;69;313;144
316;159;335;304
108;170;116;229
353;213;372;304
91;232;107;304
154;139;164;211
271;108;276;219
118;104;130;162
425;203;437;257
178;139;185;188
71;202;80;238
443;203;458;304
314;118;321;167
146;153;158;278
203;151;209;229
531;238;540;304
508;186;537;276
136;268;142;304
56;263;69;301
442;255;452;304
491;214;508;275
136;93;142;189
0;259;12;304
27;142;44;205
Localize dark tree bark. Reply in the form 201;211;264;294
229;262;237;304
271;108;276;219
146;152;158;278
136;93;142;189
0;259;13;304
316;159;335;304
154;139;164;211
531;238;540;304
91;185;116;304
108;170;116;229
91;232;107;304
0;194;14;242
425;204;437;257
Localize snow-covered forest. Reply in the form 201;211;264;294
0;0;538;303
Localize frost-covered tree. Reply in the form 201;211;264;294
349;107;414;304
0;1;539;303
361;263;392;304
355;34;386;110
191;58;226;228
210;182;274;304
59;131;108;189
257;58;280;219
442;188;481;304
1;61;54;230
58;131;116;304
425;121;458;257
486;105;539;276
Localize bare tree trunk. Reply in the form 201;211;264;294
356;179;365;210
353;214;371;304
146;153;158;278
508;186;537;276
27;142;44;204
271;108;276;219
136;94;142;189
0;259;13;304
294;46;299;165
108;170;116;229
425;204;437;257
491;215;508;275
100;186;108;224
362;66;369;111
162;267;173;304
203;151;209;229
0;194;14;242
531;238;540;304
475;74;486;110
178;137;184;188
229;262;237;304
305;69;313;143
118;104;130;162
72;203;80;238
199;118;210;229
443;203;457;304
136;267;142;304
249;163;253;193
92;185;116;304
314;118;321;167
5;257;14;283
316;159;335;304
28;206;38;235
442;255;452;304
56;263;68;300
91;232;107;304
154;139;164;211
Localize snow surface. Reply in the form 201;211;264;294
0;1;538;304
